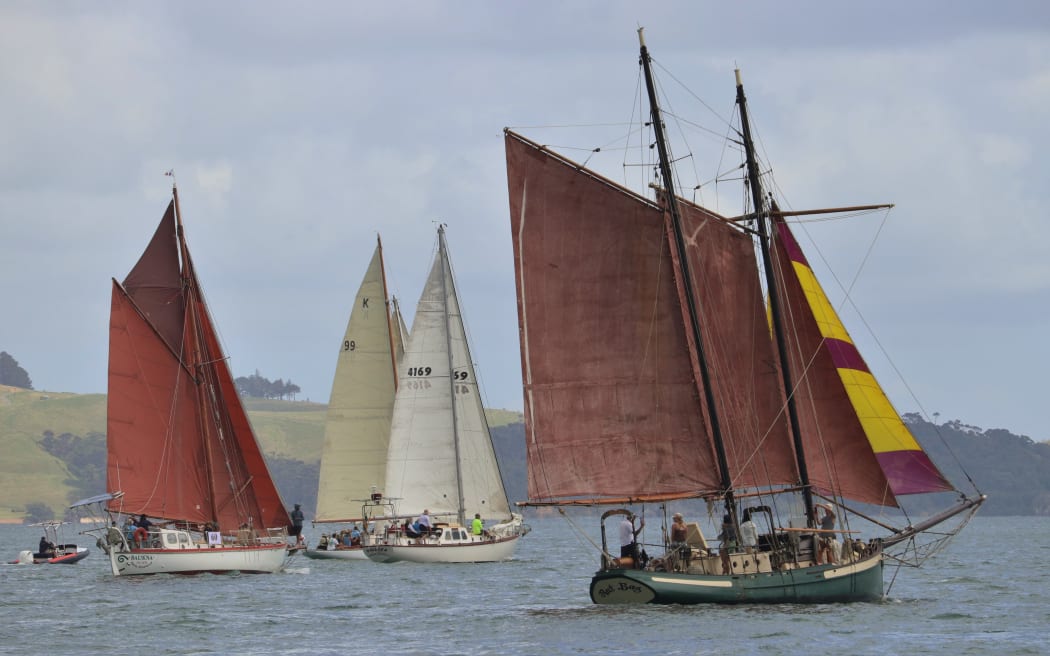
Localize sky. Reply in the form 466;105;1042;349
2;1;1048;441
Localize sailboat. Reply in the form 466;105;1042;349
10;522;89;565
504;29;985;604
72;183;292;576
306;236;404;562
364;226;528;564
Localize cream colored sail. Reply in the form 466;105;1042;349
391;295;408;365
315;239;398;522
385;227;511;525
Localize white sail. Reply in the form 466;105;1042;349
315;240;398;522
384;227;511;524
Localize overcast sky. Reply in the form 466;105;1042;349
2;1;1047;441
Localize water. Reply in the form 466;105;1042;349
1;516;1046;655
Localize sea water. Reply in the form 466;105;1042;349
0;515;1046;655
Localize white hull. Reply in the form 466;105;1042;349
107;543;288;576
365;534;521;564
303;547;369;561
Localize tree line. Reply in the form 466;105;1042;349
0;351;33;389
234;370;302;400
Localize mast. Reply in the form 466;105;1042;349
734;69;816;526
637;29;736;515
377;234;400;393
438;226;467;525
172;181;221;524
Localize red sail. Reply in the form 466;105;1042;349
107;282;207;522
507;132;800;501
673;199;798;490
107;195;291;531
122;202;185;352
508;133;715;500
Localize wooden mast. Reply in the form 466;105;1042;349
733;70;817;526
638;29;737;519
172;180;222;525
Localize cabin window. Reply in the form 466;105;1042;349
178;533;191;546
165;534;178;546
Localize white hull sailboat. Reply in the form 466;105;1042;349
305;237;405;562
364;534;518;564
74;182;293;577
365;226;528;564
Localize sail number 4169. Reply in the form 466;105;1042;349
405;367;470;382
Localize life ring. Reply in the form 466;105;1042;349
133;527;148;543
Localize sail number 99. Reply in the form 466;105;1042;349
343;340;355;352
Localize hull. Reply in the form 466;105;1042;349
10;547;89;565
590;552;884;604
107;544;288;576
303;547;369;561
47;548;89;564
364;535;521;564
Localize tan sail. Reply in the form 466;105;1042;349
315;238;399;522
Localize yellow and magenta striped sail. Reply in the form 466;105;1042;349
772;216;953;502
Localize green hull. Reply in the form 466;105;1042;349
590;553;883;604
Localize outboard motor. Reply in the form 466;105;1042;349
16;550;33;564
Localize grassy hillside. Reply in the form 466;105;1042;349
0;386;523;522
0;386;106;521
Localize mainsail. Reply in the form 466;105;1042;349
315;237;400;522
384;226;511;524
107;194;289;532
508;135;794;502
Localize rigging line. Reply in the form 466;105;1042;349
648;70;704;209
651;58;735;133
505;122;636;130
557;507;611;558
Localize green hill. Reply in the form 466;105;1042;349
0;386;523;522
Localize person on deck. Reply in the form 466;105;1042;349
739;509;759;552
133;514;152;548
123;516;137;542
38;535;55;556
289;503;305;541
413;510;433;536
619;513;644;568
717;514;738;575
350;524;362;546
816;503;838;564
471;513;484;537
669;512;690;571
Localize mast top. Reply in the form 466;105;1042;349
735;68;742;87
637;27;646;47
